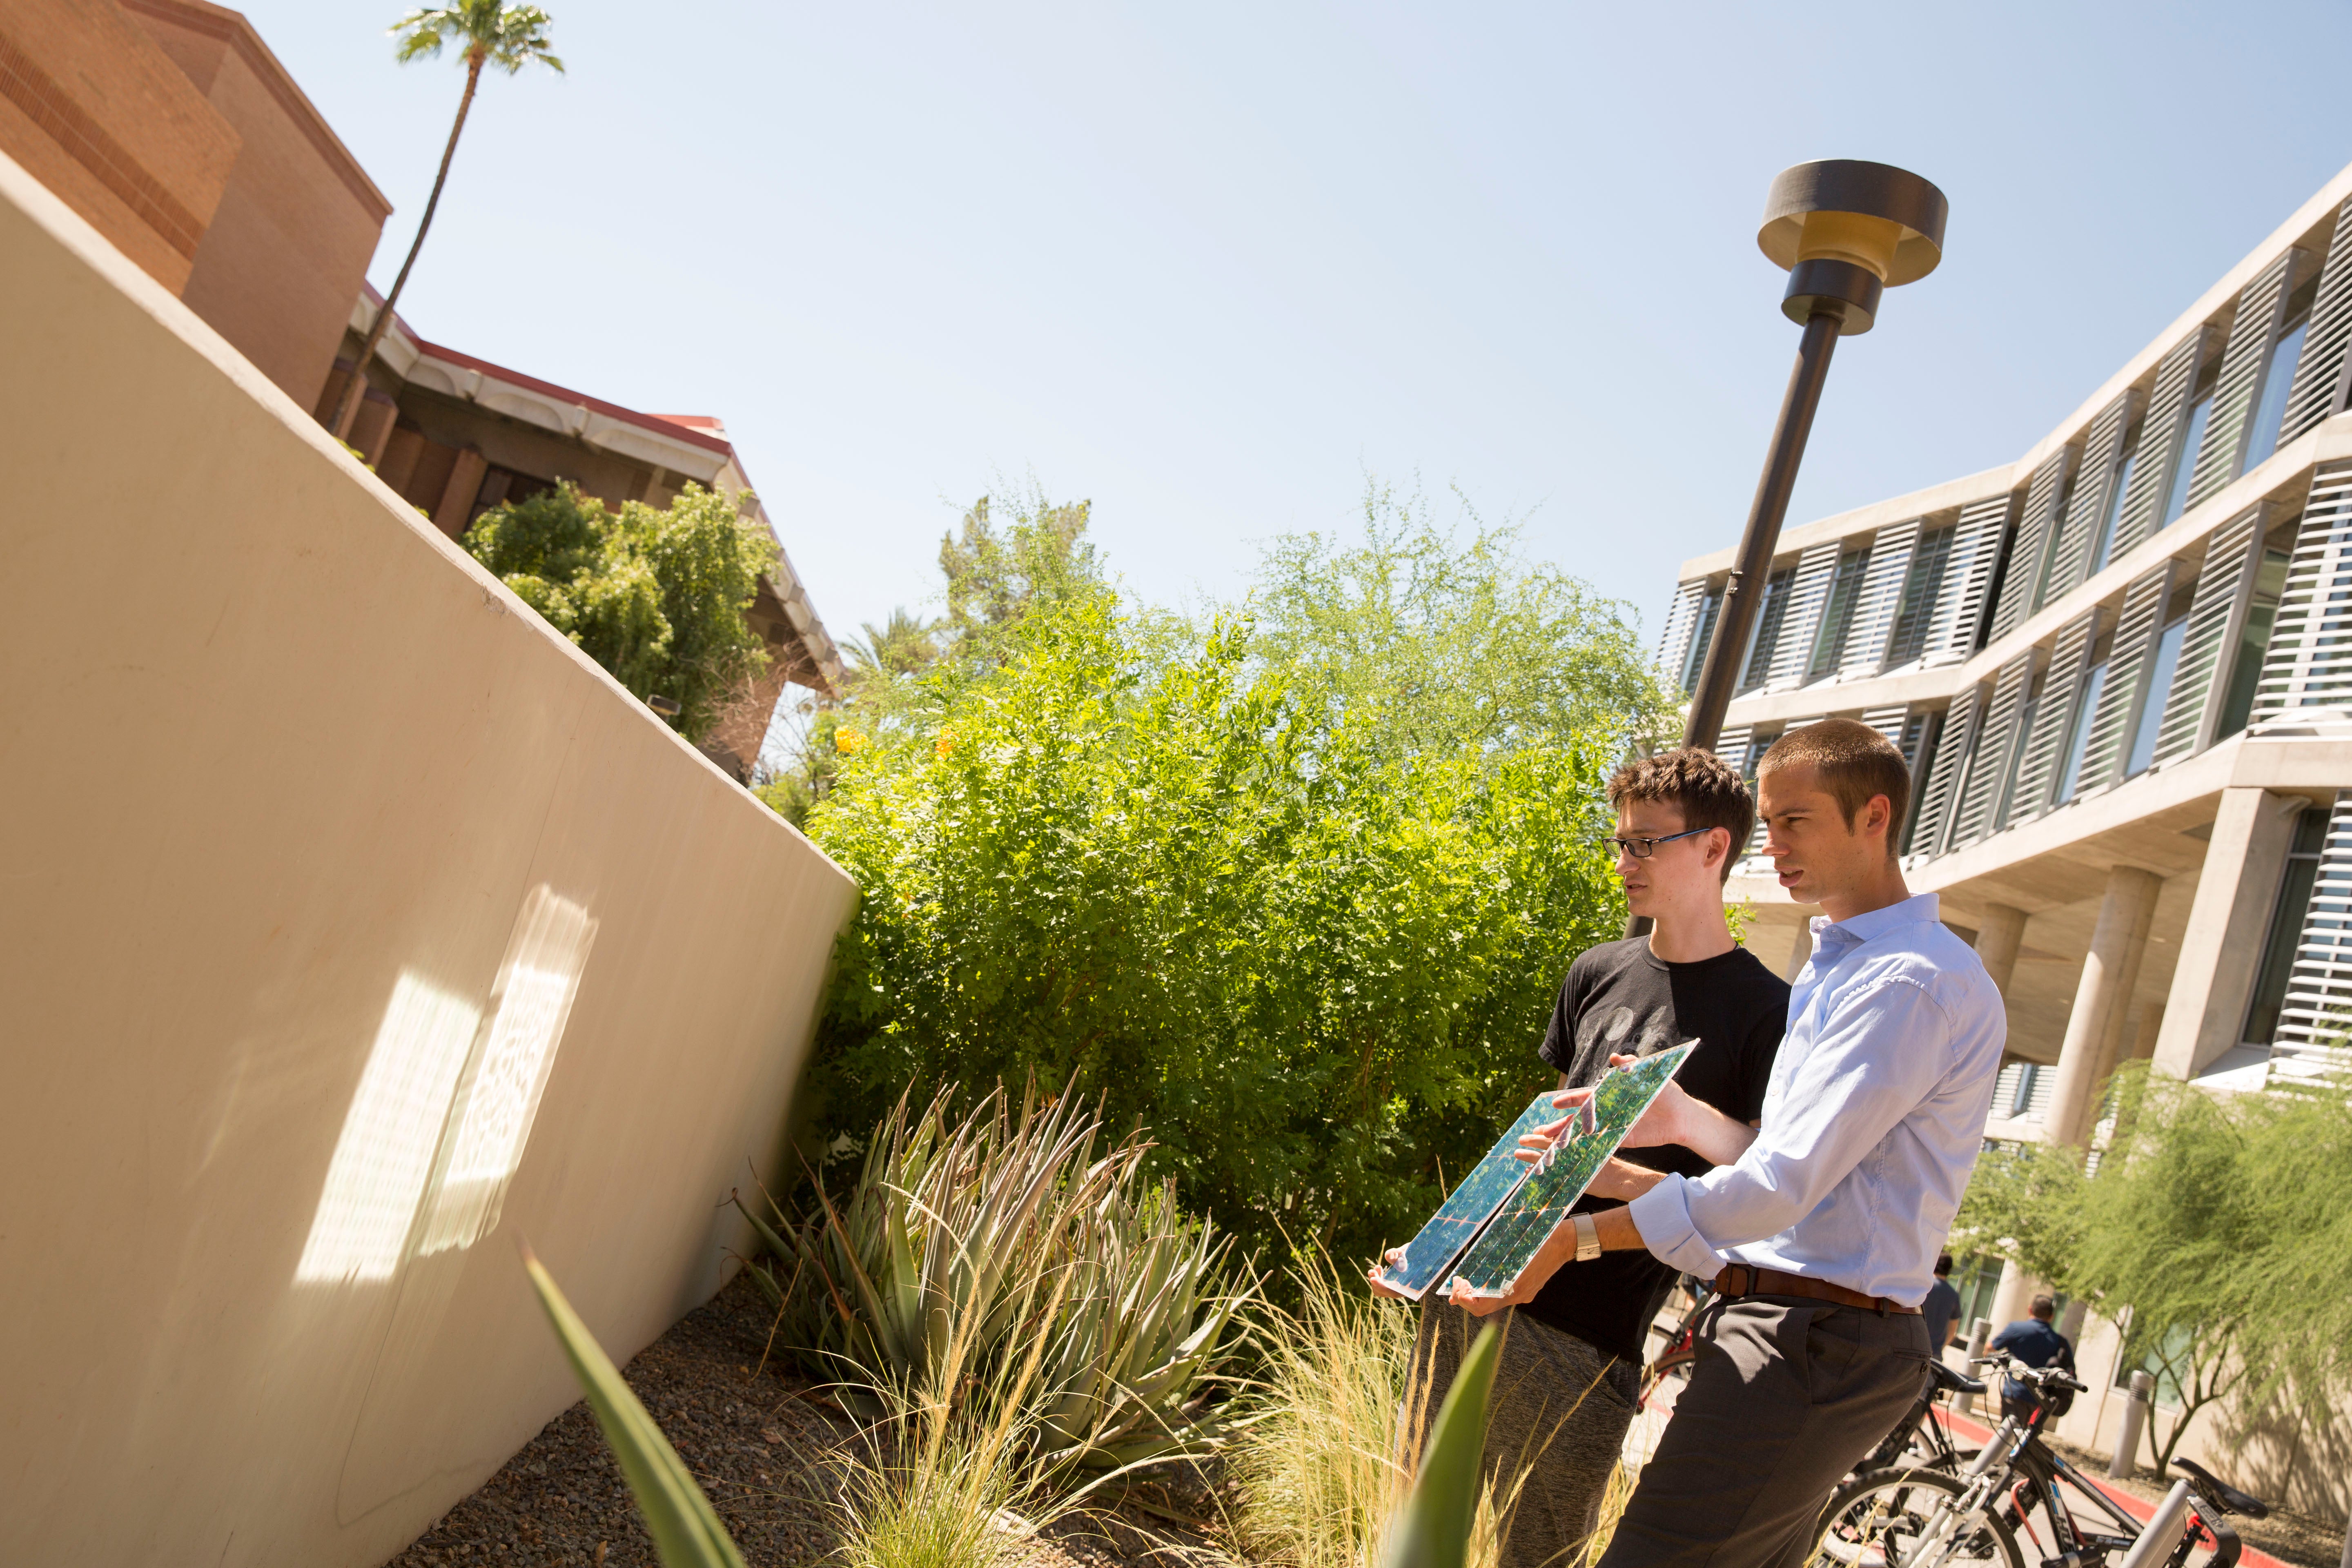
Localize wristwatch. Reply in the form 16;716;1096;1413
1572;1213;1602;1262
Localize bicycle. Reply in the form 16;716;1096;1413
1637;1279;1706;1411
1856;1356;1986;1475
1807;1359;2267;1568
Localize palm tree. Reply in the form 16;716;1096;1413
327;3;563;441
844;608;942;688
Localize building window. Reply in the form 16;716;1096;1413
2244;317;2309;472
1808;548;1871;679
2217;548;2292;739
1739;566;1795;692
2057;662;2107;801
2243;806;2327;1046
2089;441;2138;577
2125;614;2191;776
1886;526;1955;667
2162;393;2215;528
1681;588;1723;695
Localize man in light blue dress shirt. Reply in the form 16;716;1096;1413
1454;718;2005;1568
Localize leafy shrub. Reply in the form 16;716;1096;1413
466;480;776;740
802;577;1626;1267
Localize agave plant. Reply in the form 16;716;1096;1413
737;1081;1255;1475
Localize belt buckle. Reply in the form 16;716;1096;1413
1724;1263;1757;1298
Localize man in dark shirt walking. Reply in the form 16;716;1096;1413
1990;1294;2076;1425
1372;749;1788;1568
1922;1254;1962;1352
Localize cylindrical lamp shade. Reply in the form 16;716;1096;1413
1757;160;1948;334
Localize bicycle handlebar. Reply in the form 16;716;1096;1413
1969;1355;2088;1392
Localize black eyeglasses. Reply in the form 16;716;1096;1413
1604;827;1711;859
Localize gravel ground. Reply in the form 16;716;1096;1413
385;1272;1228;1568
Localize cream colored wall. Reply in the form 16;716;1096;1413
0;146;855;1568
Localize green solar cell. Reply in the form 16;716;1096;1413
1446;1045;1694;1297
1372;1089;1559;1300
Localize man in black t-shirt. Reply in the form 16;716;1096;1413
1374;749;1789;1568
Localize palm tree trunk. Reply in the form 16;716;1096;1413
328;54;485;443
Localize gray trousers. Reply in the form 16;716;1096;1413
1413;1302;1640;1568
1596;1295;1930;1568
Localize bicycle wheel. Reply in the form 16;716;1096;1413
1809;1467;2026;1568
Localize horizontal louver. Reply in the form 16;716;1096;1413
2045;394;2135;601
1711;724;1754;770
1924;494;2016;665
1991;450;2075;638
2268;791;2352;1087
2152;508;2265;766
2075;562;2178;792
1840;520;1921;677
2112;329;2213;560
1912;685;1980;858
2010;610;2100;823
2186;252;2296;512
2252;461;2352;733
1766;541;1844;689
1861;704;1909;744
1950;651;2035;847
2278;195;2352;448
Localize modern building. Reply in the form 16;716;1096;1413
1659;160;2352;1521
0;0;839;776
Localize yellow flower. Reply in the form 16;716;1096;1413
835;727;869;755
934;731;955;757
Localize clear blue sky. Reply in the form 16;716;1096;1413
241;1;2352;655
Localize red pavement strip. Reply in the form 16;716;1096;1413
1932;1408;2289;1568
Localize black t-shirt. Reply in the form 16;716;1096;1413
1519;937;1788;1364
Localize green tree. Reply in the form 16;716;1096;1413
328;2;564;440
1956;1066;2352;1472
802;565;1628;1269
467;481;776;741
1248;483;1677;762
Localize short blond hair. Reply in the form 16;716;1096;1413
1757;718;1910;843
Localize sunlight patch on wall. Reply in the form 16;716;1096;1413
294;975;482;1284
294;886;598;1287
417;888;597;1256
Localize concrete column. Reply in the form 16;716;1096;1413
2154;789;2305;1079
2126;1003;2165;1064
432;448;489;540
2045;865;2162;1149
1975;903;2029;995
1987;1259;2034;1341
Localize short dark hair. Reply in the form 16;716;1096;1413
1757;717;1911;849
1607;748;1755;885
2029;1293;2057;1319
1936;1254;1953;1276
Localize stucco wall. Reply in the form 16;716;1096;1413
0;143;856;1567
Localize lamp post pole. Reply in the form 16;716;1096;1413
1623;159;1948;942
1680;305;1844;755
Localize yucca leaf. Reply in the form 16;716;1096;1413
520;1247;748;1568
1376;1322;1499;1568
729;1192;795;1267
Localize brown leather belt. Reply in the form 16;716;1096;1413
1714;1263;1920;1315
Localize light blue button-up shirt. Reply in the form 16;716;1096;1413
1625;892;2005;1307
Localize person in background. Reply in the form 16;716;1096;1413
1990;1293;2076;1425
1370;748;1787;1568
1922;1254;1962;1352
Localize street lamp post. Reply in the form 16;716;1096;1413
1628;160;1947;940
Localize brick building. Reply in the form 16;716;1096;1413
0;0;838;776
